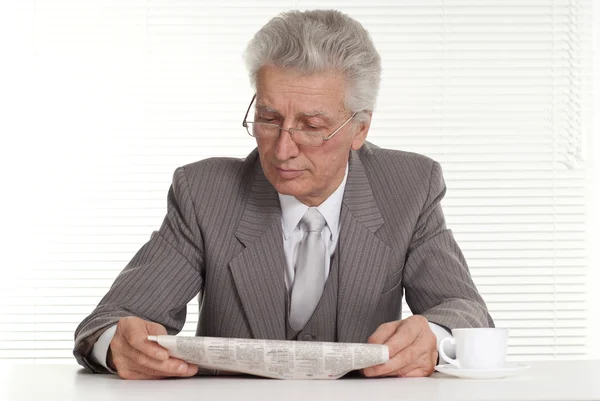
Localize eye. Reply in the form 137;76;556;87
257;114;278;123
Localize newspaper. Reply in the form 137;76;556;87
148;335;389;380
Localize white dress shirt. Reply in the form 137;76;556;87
90;163;454;371
278;165;347;293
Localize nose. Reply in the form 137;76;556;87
274;126;300;161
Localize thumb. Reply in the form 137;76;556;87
145;320;168;336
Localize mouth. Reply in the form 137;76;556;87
275;167;304;179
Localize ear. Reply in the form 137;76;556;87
351;111;372;151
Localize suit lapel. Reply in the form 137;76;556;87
230;162;287;340
228;150;392;343
337;150;393;343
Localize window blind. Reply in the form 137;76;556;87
0;0;594;364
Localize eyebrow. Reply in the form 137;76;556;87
256;103;279;113
302;110;331;120
256;103;333;123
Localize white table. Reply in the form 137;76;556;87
1;361;598;401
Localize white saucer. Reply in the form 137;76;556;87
434;363;529;379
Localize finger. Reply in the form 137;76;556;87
117;342;196;377
116;367;166;380
396;352;436;377
361;369;400;378
367;321;400;345
365;344;426;377
383;323;421;357
363;325;419;377
145;320;168;337
364;355;433;379
121;328;169;362
366;325;436;378
365;324;422;376
112;344;198;379
400;366;434;378
111;335;166;370
125;354;198;378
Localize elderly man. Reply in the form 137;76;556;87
74;9;493;380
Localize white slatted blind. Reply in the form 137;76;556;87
0;0;594;364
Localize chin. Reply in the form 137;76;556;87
272;181;306;198
264;166;315;200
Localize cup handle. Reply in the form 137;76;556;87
438;337;460;368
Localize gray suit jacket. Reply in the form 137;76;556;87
73;141;493;372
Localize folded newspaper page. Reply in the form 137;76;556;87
148;335;389;380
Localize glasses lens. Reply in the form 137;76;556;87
247;122;279;138
292;130;323;147
245;123;324;147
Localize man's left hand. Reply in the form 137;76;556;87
362;315;438;378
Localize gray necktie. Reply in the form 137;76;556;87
289;208;327;331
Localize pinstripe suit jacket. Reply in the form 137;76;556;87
73;141;493;372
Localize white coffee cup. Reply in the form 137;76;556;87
438;328;508;369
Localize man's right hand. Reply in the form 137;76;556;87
108;316;198;380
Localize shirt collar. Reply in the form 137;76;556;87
279;164;349;240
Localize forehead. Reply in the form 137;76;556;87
255;66;346;115
255;101;331;121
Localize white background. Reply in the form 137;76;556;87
0;0;598;363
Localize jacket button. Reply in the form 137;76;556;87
301;333;314;341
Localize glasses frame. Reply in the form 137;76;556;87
242;94;358;147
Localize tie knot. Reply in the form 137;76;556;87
301;208;326;233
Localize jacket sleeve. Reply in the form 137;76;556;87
402;161;494;330
73;166;205;373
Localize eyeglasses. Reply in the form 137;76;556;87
242;94;357;147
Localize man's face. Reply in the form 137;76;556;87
254;66;369;206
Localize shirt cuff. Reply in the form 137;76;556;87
89;325;118;374
428;322;455;365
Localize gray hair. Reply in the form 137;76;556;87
244;9;381;125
